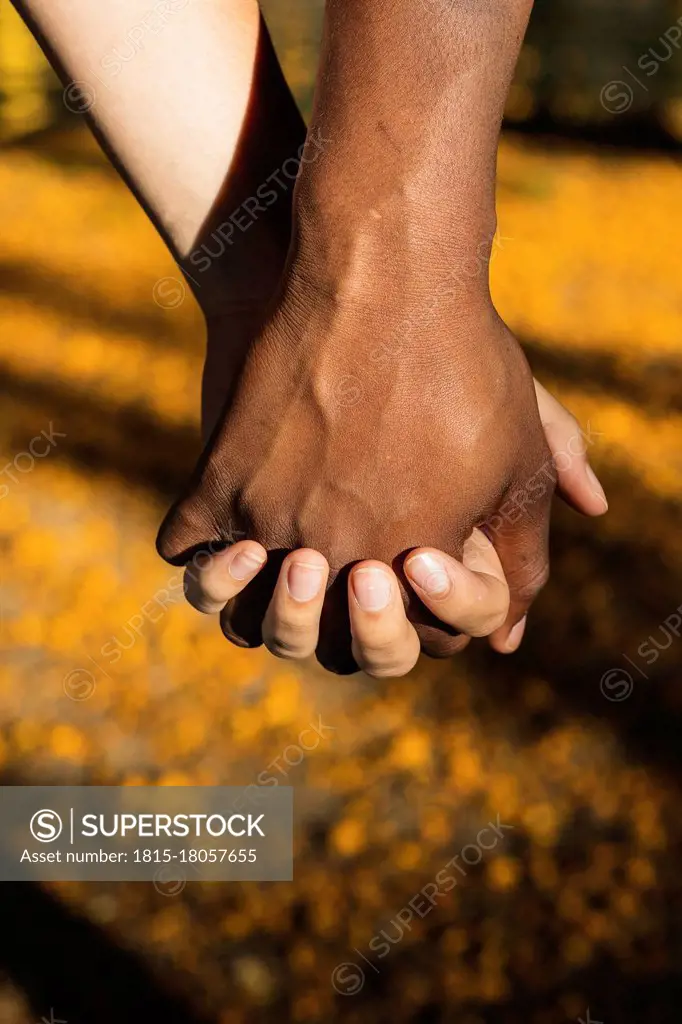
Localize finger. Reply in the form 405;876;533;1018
488;504;550;654
348;561;421;678
534;379;608;516
183;541;267;614
156;487;223;567
404;531;509;638
221;548;288;649
261;549;329;660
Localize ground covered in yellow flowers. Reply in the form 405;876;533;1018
1;115;682;1024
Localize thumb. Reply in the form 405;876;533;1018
156;488;229;566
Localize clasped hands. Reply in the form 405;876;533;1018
157;190;606;678
11;0;607;678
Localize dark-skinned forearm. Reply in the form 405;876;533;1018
294;0;533;291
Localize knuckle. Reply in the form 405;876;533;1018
468;605;509;638
269;613;310;636
488;605;510;633
465;580;510;637
183;575;228;615
363;657;414;680
356;630;419;678
485;587;511;633
265;638;309;660
156;495;215;565
355;632;402;661
263;619;316;660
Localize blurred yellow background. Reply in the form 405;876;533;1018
1;2;682;1022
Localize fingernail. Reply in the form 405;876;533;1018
287;561;325;603
352;567;393;611
586;464;608;510
228;549;266;581
405;552;452;598
506;615;527;652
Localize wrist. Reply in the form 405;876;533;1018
274;252;503;394
292;113;499;304
290;171;498;314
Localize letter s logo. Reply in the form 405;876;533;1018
30;809;63;842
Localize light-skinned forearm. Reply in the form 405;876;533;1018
11;0;304;309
